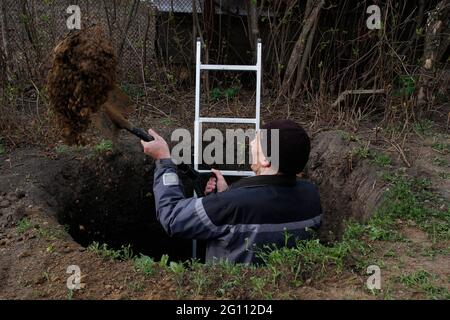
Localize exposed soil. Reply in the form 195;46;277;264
0;127;448;299
307;131;387;241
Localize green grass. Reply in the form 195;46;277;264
432;157;448;167
94;140;113;153
353;145;391;167
438;171;450;180
257;231;364;285
55;145;70;154
55;144;85;154
393;75;416;98
87;242;133;261
134;254;156;276
371;153;391;167
0;143;5;155
16;218;33;234
190;262;212;296
160;117;173;126
66;289;74;300
337;130;358;143
353;145;370;159
432;143;450;154
35;225;68;240
159;254;169;268
413;120;434;136
399;270;450;299
210;86;240;102
379;173;450;241
250;276;268;299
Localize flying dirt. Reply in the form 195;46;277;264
46;25;120;144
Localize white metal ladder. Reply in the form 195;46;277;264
191;38;262;259
193;38;262;177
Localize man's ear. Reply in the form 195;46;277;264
261;157;271;168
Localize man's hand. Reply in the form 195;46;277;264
140;129;171;160
205;168;228;194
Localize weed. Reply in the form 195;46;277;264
87;242;134;261
191;270;210;296
94;139;113;153
35;226;67;240
134;254;155;276
432;143;450;154
258;237;353;284
16;218;33;234
438;171;450;180
432;157;448;167
159;254;169;268
170;261;185;277
210;86;240;102
371;153;391;167
353;145;370;159
55;144;85;154
399;270;450;299
160;117;173;126
46;244;55;253
170;261;186;298
378;173;449;240
338;130;358;143
250;276;267;298
413;120;434;136
352;145;391;167
0;143;5;155
393;75;415;98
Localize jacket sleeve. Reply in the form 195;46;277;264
152;159;230;240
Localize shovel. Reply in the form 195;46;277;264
98;85;154;143
98;86;215;196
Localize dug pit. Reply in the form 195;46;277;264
40;130;386;261
44;142;202;261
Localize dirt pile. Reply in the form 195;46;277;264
46;26;117;145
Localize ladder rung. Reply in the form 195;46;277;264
198;117;257;124
196;169;255;177
200;64;258;71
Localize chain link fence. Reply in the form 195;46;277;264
0;0;160;86
0;0;259;88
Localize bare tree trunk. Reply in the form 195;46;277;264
293;9;319;98
0;0;11;82
245;0;260;51
278;0;324;100
416;0;449;106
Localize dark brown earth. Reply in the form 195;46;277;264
46;25;117;145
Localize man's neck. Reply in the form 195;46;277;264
256;167;279;176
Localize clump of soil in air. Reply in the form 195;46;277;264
46;26;117;145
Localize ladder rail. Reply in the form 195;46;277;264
194;38;261;175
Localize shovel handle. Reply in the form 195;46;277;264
128;127;154;142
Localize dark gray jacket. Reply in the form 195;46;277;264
153;159;322;264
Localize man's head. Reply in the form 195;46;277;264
250;120;310;176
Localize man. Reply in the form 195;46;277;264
141;120;322;264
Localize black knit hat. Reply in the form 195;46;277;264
260;120;310;175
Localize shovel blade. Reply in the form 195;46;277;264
94;85;135;142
